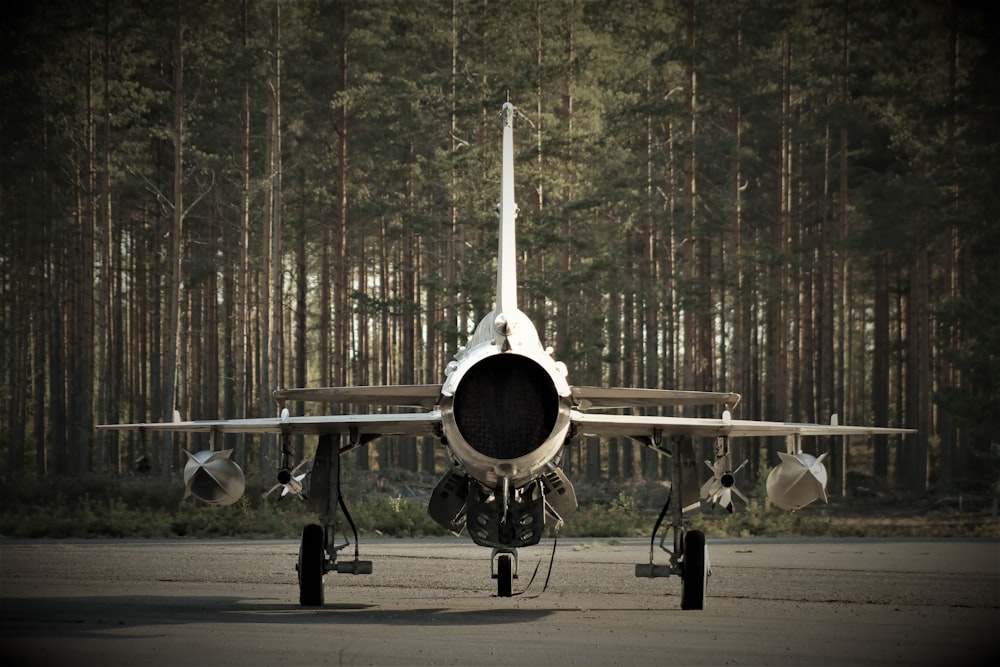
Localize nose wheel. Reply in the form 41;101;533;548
492;549;516;597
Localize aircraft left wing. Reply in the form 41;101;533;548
573;409;912;516
571;386;740;410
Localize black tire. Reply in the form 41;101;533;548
680;529;707;610
497;554;513;598
298;523;325;606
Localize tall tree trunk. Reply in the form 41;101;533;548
259;0;285;475
833;4;852;496
904;250;931;493
401;164;418;471
334;3;349;393
729;8;751;473
765;32;793;471
376;217;390;470
556;2;574;373
96;3;115;474
608;288;625;479
232;0;252;464
74;30;97;476
160;0;187;476
682;0;698;398
48;230;67;475
939;0;961;484
294;189;308;459
819;123;836;466
873;253;890;479
269;0;283;407
33;205;49;476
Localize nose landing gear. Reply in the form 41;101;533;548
492;549;517;597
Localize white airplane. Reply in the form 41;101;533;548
100;102;913;610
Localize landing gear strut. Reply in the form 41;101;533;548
296;434;373;607
634;430;711;610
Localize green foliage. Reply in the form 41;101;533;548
1;475;995;539
560;493;657;538
0;476;447;539
689;499;836;538
348;495;449;538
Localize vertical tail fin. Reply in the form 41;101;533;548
465;101;542;351
497;102;518;315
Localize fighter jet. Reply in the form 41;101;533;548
100;101;913;610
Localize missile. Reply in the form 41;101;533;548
700;458;749;513
264;437;311;500
765;451;828;511
265;459;311;500
183;449;246;506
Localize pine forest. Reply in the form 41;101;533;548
2;0;998;500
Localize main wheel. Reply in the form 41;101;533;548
680;529;707;610
496;553;513;598
298;523;326;606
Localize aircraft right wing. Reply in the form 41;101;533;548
98;411;442;438
272;385;443;409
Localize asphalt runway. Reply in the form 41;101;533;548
2;536;997;666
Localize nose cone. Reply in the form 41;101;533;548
765;451;828;511
183;449;246;506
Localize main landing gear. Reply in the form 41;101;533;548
633;431;713;610
680;529;708;610
295;433;373;607
297;523;326;606
634;519;709;611
296;521;374;606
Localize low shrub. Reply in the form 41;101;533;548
1;473;996;539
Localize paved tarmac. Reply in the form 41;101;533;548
1;536;997;666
